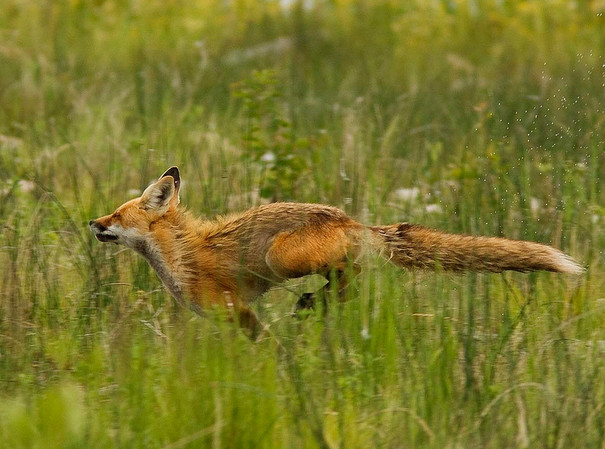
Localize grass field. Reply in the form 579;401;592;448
1;1;604;448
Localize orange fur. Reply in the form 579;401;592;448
90;167;583;337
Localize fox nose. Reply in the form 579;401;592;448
89;220;107;232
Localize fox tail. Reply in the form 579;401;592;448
370;223;583;274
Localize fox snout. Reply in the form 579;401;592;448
89;219;119;243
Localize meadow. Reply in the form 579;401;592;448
0;0;604;448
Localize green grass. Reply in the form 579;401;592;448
1;0;604;448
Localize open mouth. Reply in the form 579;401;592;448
95;233;119;243
90;220;119;243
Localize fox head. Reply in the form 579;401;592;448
89;166;181;248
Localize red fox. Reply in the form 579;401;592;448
90;167;582;337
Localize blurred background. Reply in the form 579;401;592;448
0;1;604;448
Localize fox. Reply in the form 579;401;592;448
90;166;583;338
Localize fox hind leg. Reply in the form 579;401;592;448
265;225;360;315
265;226;354;278
293;265;361;318
295;292;316;312
293;292;320;319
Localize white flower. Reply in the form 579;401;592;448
361;328;370;340
18;180;36;193
425;204;443;214
530;197;541;215
394;187;420;202
260;152;276;163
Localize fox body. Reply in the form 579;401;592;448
90;167;582;336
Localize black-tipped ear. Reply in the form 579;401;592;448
160;166;180;192
140;177;176;211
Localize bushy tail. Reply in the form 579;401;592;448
370;223;583;274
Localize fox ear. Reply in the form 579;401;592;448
140;177;175;212
159;166;180;205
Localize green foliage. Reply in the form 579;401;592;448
0;0;604;448
231;69;310;201
0;383;86;449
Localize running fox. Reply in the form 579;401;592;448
90;166;582;337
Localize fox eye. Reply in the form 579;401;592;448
112;212;121;219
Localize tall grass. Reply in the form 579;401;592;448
1;0;604;448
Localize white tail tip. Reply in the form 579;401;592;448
554;252;584;275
